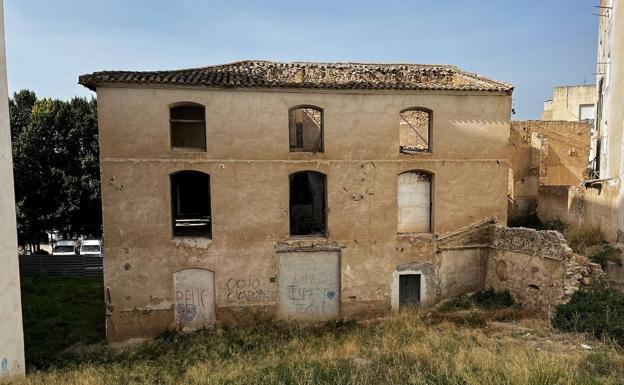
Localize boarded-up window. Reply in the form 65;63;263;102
399;108;431;153
290;171;326;236
171;104;206;151
397;171;431;233
171;171;211;237
289;106;323;152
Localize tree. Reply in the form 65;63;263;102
9;90;101;250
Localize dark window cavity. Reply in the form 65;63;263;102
400;108;431;153
289;106;323;152
170;104;206;151
171;171;211;237
289;171;326;236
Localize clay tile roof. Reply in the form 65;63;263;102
78;60;513;94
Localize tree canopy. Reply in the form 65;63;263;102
9;90;101;249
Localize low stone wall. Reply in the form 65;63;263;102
485;225;602;314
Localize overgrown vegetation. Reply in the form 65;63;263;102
438;287;515;311
10;311;624;385
588;245;623;268
553;285;624;347
13;278;624;385
20;277;105;370
562;225;603;255
510;216;603;254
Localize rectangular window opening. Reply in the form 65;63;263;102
400;109;430;153
289;107;323;152
171;105;206;151
289;172;326;236
171;172;211;237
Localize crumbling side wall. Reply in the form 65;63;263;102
486;225;601;314
537;184;619;242
436;220;493;299
508;120;591;222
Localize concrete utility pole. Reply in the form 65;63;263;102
0;0;26;378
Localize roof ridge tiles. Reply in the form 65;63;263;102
78;60;513;94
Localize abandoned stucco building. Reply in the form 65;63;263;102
80;61;595;342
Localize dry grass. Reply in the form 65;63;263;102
6;311;624;385
563;225;603;254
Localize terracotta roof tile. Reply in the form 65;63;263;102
78;60;513;94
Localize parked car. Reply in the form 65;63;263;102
80;239;103;257
52;240;78;255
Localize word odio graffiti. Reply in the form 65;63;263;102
174;287;215;324
225;277;274;302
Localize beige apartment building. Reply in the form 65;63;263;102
0;0;25;378
582;0;624;241
80;61;518;341
542;85;596;122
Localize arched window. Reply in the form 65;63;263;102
171;171;211;237
289;106;323;152
397;171;432;233
289;171;326;236
170;103;206;151
399;107;432;153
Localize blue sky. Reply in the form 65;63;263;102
5;0;598;119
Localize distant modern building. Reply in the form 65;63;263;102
0;0;26;378
542;85;597;122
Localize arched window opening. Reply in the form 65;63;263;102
397;171;432;233
171;171;211;237
399;108;431;153
289;171;326;236
170;104;206;151
289;106;323;152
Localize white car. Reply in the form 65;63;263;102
52;240;78;255
80;239;103;256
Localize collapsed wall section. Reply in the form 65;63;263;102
486;225;603;313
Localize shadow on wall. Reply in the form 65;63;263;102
537;184;618;242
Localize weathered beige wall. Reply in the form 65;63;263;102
438;248;488;298
541;85;596;121
0;0;25;377
537;185;619;242
96;85;511;341
508;120;591;221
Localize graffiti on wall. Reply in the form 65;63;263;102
278;252;340;321
286;284;336;315
1;357;8;377
173;268;216;331
224;276;274;303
